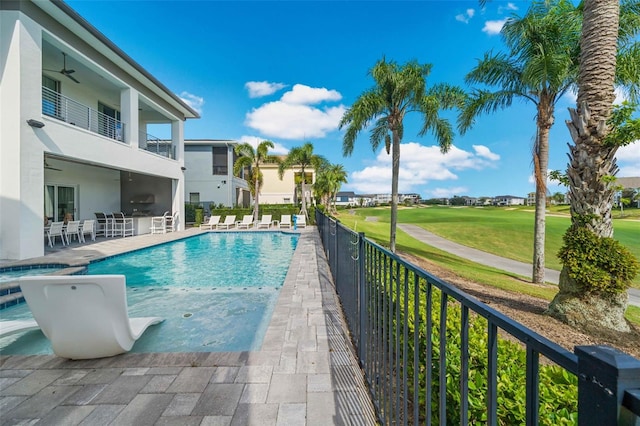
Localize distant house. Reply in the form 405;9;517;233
400;193;421;204
527;192;536;206
615;176;640;208
335;191;357;207
374;194;392;204
183;140;250;210
494;195;526;206
259;160;316;206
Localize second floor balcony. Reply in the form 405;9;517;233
43;86;124;142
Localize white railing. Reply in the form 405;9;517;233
42;86;125;142
139;131;175;159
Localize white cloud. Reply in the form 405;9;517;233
239;135;289;155
347;142;500;194
498;3;518;13
482;19;508;35
281;84;342;105
455;8;475;24
428;187;470;198
616;142;640;176
245;84;346;139
180;91;204;114
245;81;287;98
473;145;501;161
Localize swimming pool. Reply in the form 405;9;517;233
0;232;298;354
0;265;66;284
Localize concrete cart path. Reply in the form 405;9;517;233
398;223;640;308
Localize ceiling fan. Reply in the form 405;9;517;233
44;52;80;83
44;160;62;171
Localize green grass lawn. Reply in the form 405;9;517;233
335;205;640;323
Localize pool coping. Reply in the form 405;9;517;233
0;228;378;425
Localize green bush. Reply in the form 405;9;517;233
184;203;196;223
558;226;639;295
194;208;204;226
377;270;578;424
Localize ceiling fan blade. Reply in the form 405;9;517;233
66;73;80;84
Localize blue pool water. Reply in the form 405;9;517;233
0;232;298;354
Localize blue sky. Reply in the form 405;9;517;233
67;0;639;199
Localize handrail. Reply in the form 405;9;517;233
42;86;125;142
139;131;174;159
315;209;640;425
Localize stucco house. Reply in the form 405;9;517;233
494;195;526;206
259;160;316;206
183;140;250;210
0;0;198;260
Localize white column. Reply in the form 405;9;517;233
120;88;138;147
0;11;46;260
171;120;185;230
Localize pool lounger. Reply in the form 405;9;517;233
18;275;164;360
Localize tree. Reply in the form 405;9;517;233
314;163;348;214
340;58;465;252
547;0;640;332
233;140;278;221
278;142;327;219
460;0;581;284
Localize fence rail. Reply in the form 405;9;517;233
315;210;640;425
42;86;124;142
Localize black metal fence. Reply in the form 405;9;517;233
316;210;640;425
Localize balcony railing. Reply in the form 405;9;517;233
316;210;640;425
139;132;175;159
42;86;125;142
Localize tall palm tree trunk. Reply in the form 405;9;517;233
389;131;401;253
532;104;553;284
253;176;260;221
546;0;628;332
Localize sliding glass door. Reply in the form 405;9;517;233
45;185;77;222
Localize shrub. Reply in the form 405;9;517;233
184;203;196;223
558;226;639;295
379;272;578;424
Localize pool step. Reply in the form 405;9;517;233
0;281;25;310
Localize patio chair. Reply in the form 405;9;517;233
46;221;66;247
63;220;82;243
80;219;96;242
295;214;307;228
278;215;292;229
0;320;40;338
236;215;254;229
256;214;272;229
150;212;169;234
94;212;108;237
165;211;178;233
18;275;164;359
112;212;134;237
200;215;221;230
217;215;236;230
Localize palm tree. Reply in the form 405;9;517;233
340;58;465;253
313;163;348;214
233;140;278;221
459;0;581;284
547;0;640;332
278;142;327;219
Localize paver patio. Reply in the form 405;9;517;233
0;228;378;425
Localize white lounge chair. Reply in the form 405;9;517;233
18;275;164;360
200;215;221;230
236;215;254;229
46;221;66;247
256;214;272;229
0;320;40;337
295;214;307;228
217;215;236;230
279;215;292;229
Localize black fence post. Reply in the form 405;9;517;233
576;345;640;426
358;232;366;363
